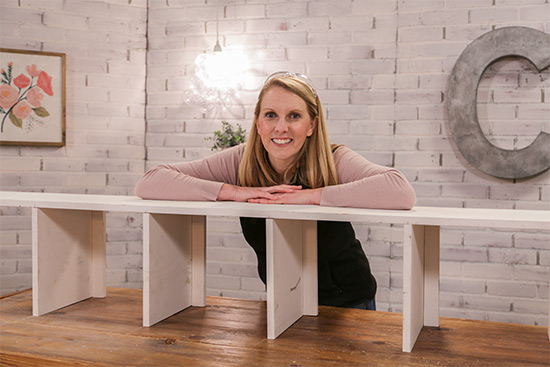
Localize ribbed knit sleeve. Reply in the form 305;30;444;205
134;144;244;201
321;146;416;210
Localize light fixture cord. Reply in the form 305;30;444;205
213;0;222;52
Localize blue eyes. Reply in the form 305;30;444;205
264;112;301;120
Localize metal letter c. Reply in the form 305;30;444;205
447;27;550;179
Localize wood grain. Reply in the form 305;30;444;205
1;288;547;366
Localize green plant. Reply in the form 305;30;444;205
206;120;247;150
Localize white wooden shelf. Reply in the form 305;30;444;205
1;191;548;352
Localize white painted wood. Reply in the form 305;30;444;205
191;215;206;307
32;208;39;316
91;211;106;298
143;213;195;327
142;213;153;326
302;220;318;316
5;191;549;349
2;191;549;230
423;225;440;327
32;208;100;316
266;218;305;339
403;224;425;353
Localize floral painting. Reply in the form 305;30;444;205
0;49;65;146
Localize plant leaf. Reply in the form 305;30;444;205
9;112;22;128
209;121;247;150
33;107;50;118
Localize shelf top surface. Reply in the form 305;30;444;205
1;191;549;230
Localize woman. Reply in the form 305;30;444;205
135;72;416;309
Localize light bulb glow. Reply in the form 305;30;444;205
195;51;248;90
185;49;250;111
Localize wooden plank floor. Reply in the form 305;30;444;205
0;288;548;367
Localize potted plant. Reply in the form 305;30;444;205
206;120;247;150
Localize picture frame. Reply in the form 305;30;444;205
0;48;66;146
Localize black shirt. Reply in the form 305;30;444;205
239;217;376;307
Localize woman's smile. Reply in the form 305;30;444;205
272;138;292;145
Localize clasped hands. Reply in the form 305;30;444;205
218;184;323;205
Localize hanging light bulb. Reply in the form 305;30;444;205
195;50;249;90
185;1;249;111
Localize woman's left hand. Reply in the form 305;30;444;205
247;187;323;205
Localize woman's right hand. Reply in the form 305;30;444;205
217;184;302;202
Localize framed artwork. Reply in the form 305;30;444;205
0;48;66;146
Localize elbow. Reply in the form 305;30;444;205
133;166;163;199
388;170;417;210
401;186;417;210
134;177;147;199
386;186;416;210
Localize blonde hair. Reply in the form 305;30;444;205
238;73;338;188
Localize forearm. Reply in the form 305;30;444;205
135;145;243;201
135;164;223;201
306;187;323;205
217;184;238;201
321;170;416;209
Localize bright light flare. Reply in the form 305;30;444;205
185;49;250;111
195;50;249;91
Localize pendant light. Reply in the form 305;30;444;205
185;0;249;110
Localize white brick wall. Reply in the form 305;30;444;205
0;0;147;291
0;0;548;328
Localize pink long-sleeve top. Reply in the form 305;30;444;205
134;144;416;210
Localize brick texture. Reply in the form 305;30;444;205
0;0;147;292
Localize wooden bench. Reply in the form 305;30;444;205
1;191;548;352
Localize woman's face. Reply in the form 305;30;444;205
256;86;316;177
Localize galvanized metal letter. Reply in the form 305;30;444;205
447;27;550;179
